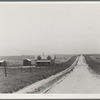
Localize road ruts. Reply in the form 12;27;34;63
46;55;100;93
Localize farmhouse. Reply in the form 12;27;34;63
23;59;31;66
0;60;7;66
35;55;55;66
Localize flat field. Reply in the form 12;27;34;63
0;55;77;93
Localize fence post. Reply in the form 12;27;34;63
2;61;7;77
4;66;7;77
21;66;22;73
30;65;32;72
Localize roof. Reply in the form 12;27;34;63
24;59;31;61
36;60;51;63
0;60;5;63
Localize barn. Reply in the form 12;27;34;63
36;59;51;66
0;60;7;66
35;55;55;66
23;59;31;66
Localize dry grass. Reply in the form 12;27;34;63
84;55;100;74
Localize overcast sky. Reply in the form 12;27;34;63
0;2;100;56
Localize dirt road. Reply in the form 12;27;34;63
47;55;100;93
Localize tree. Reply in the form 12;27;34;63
37;55;42;60
47;55;51;60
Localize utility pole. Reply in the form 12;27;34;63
43;52;44;56
2;61;7;77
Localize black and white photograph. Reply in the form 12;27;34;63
0;1;100;98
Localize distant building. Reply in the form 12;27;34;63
0;60;7;66
35;55;55;66
23;59;31;66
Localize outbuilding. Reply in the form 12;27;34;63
23;59;31;66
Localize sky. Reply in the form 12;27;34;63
0;2;100;56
